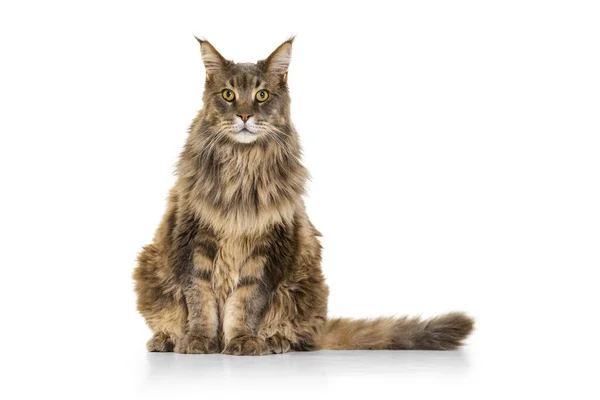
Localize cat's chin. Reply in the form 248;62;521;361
230;129;259;144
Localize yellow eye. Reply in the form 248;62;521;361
255;90;269;102
222;89;235;102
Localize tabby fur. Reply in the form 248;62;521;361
133;38;474;355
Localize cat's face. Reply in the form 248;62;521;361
198;39;293;145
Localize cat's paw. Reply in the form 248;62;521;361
175;334;219;354
147;332;175;352
222;335;269;356
265;334;292;354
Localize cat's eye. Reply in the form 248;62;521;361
255;90;269;102
222;89;235;102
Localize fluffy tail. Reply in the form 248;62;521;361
320;312;474;350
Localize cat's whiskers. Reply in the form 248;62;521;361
202;124;231;152
261;124;291;149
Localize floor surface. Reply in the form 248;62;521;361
6;330;596;399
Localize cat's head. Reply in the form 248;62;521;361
195;38;294;145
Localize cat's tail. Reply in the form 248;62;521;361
319;312;474;350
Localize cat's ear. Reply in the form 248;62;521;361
265;37;294;83
195;36;229;80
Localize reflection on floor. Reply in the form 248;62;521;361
145;349;470;388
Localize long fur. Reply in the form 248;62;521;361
133;39;473;355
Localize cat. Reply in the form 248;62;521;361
133;37;474;355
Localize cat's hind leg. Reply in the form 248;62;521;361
147;332;175;352
134;244;187;352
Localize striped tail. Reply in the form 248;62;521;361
320;312;474;350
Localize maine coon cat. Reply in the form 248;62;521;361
133;38;474;355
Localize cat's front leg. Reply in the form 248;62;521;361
256;275;328;353
169;226;220;354
221;276;270;355
221;273;328;355
220;277;326;355
175;275;219;353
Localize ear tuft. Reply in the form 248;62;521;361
265;37;295;76
195;37;228;79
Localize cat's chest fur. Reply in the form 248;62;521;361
209;237;259;308
179;141;306;237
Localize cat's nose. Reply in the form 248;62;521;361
237;113;253;122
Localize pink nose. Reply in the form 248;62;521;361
237;114;253;122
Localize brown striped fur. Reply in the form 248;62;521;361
133;38;474;355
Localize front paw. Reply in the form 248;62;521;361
175;334;219;354
265;334;292;354
222;335;269;356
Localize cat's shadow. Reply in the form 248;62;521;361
145;350;470;386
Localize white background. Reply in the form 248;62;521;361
1;1;599;398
